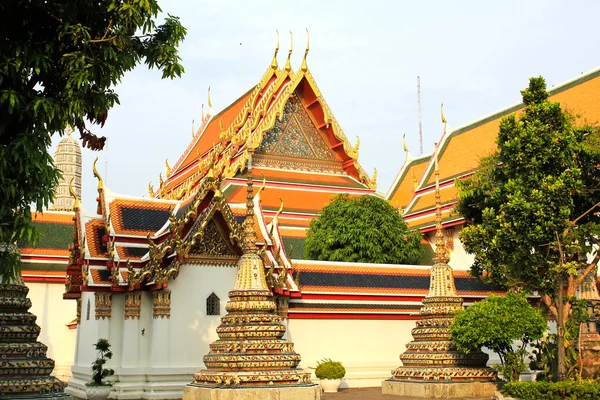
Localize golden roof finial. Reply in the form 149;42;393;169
441;103;447;130
256;174;266;203
66;124;73;137
148;182;155;198
208;86;213;110
352;136;360;157
68;177;80;210
371;168;378;186
92;157;103;190
202;104;205;121
192;119;195;138
433;141;449;266
284;31;293;72
271;30;280;70
159;172;164;189
165;159;171;178
273;197;284;225
301;28;309;72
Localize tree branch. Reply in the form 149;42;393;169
573;252;600;289
569;200;600;230
541;294;558;320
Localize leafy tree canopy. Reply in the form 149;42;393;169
456;76;600;379
304;194;423;264
0;0;186;282
451;293;547;381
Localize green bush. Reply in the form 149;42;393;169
502;381;600;400
314;358;345;380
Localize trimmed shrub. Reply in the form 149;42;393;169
314;359;345;380
501;381;600;400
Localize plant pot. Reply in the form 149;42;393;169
85;385;112;400
320;378;342;393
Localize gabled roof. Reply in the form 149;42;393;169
400;67;600;230
19;211;75;283
386;153;431;211
160;58;376;200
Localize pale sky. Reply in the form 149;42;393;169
51;0;600;211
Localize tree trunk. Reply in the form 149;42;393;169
556;281;567;380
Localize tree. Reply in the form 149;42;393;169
451;293;547;381
304;194;423;264
0;0;186;282
456;77;600;380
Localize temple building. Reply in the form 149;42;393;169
387;67;600;269
15;37;600;399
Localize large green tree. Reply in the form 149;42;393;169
451;293;547;381
304;194;423;264
0;0;186;282
456;77;600;380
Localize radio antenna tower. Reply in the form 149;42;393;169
417;76;424;155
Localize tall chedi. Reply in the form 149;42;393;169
183;137;319;399
383;107;497;399
49;125;82;211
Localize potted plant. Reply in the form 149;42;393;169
84;338;115;400
313;358;345;393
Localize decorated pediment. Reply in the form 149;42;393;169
188;218;240;259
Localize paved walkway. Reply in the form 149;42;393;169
322;387;495;400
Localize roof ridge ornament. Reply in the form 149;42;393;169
271;30;280;70
284;31;293;73
165;159;171;178
92;157;103;191
208;86;215;116
68;177;80;210
191;119;195;138
300;28;309;72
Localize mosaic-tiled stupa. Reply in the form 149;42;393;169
383;140;497;397
185;148;317;394
0;275;69;398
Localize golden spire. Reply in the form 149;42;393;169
165;159;171;178
284;31;293;72
66;124;73;137
68;177;80;210
242;133;257;254
433;141;449;266
301;28;309;72
271;30;280;70
92;157;103;190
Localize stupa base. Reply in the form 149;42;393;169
382;380;498;399
183;384;321;400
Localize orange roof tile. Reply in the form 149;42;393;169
387;155;430;210
85;219;108;258
20;248;69;257
31;211;74;224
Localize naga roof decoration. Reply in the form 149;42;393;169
390;68;600;231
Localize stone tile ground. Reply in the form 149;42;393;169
322;387;495;400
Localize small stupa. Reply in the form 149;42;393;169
0;276;70;398
383;118;497;398
183;140;319;399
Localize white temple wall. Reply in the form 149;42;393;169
288;318;416;388
167;263;237;368
26;281;77;381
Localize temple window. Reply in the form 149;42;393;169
206;293;220;316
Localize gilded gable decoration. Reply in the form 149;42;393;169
124;292;142;320
94;292;112;320
152;289;171;319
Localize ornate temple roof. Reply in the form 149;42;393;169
388;68;600;231
153;42;377;250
